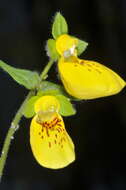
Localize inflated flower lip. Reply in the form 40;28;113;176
56;34;125;99
30;95;75;169
58;57;125;99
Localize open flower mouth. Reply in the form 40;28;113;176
36;112;64;138
36;115;62;129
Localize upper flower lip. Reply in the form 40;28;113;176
56;34;78;56
34;95;60;114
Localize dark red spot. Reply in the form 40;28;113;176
63;137;66;142
44;122;49;127
49;142;51;148
53;117;58;122
57;123;62;127
54;140;57;144
57;128;61;133
60;127;63;131
55;134;57;138
46;128;50;137
41;136;44;139
95;69;102;74
38;132;41;135
80;61;85;65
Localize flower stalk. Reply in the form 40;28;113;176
40;60;54;80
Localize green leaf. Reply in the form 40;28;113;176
0;60;40;89
23;96;39;118
37;81;68;97
76;39;88;56
46;39;59;60
52;12;68;39
55;94;76;116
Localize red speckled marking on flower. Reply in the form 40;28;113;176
36;115;65;149
49;142;51;148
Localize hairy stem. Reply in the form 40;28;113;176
40;60;54;80
0;59;54;181
0;91;34;180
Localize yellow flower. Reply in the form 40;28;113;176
30;95;75;169
56;34;125;99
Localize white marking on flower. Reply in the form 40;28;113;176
63;45;76;58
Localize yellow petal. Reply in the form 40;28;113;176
56;34;78;56
30;112;75;169
34;95;60;113
58;57;125;99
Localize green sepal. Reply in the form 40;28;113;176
52;12;68;39
23;81;77;118
55;94;76;116
0;60;40;90
76;39;88;56
23;96;39;118
46;39;59;61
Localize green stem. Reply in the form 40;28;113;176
0;91;34;181
0;59;54;181
40;59;54;80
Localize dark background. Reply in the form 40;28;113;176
0;0;126;189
